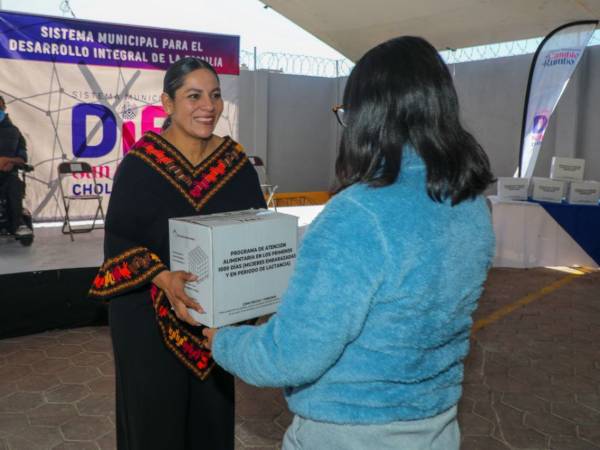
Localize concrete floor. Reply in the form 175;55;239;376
0;267;599;450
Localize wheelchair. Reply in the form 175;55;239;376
0;163;34;246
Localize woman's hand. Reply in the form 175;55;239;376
153;270;203;326
202;327;218;350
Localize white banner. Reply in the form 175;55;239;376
0;11;240;221
520;21;596;178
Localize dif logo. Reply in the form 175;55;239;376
72;103;167;157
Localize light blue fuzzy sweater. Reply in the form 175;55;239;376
213;150;495;424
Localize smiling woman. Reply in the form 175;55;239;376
160;59;224;164
88;57;267;450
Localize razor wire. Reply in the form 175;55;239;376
243;29;600;77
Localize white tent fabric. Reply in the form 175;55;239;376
261;0;600;60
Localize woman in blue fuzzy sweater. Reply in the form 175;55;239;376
204;36;495;450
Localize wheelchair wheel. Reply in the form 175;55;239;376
19;235;33;246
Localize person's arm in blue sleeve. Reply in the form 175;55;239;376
211;195;389;387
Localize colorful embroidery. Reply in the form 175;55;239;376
89;247;167;299
128;132;249;211
152;288;215;379
89;132;255;380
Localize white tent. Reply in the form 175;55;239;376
261;0;600;60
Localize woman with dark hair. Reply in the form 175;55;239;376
204;36;495;449
89;57;265;450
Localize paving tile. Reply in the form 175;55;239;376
236;387;284;420
46;384;90;403
19;336;59;351
549;435;600;450
461;436;511;450
458;410;495;436
16;373;61;392
576;394;600;412
457;396;475;413
234;439;276;450
0;342;21;357
77;394;114;416
96;430;117;450
31;357;72;375
531;358;575;376
535;384;578;402
552;374;598;394
58;366;101;384
578;423;600;447
0;412;28;438
502;392;550;413
493;403;548;449
576;367;600;382
462;382;492;403
235;420;286;447
274;410;293;432
0;392;44;413
0;365;32;383
0;383;16;400
508;366;552;386
57;332;96;345
82;339;112;353
97;361;114;377
44;344;84;359
4;349;46;366
28;403;79;427
4;435;46;450
12;424;63;448
472;397;499;423
485;373;532;393
525;409;577;436
53;442;100;450
87;377;115;395
70;352;111;367
68;328;99;335
552;400;600;425
61;416;113;440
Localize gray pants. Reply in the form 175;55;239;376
282;406;459;450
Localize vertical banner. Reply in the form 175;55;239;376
519;20;597;178
0;10;240;220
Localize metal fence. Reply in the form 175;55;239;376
242;29;600;77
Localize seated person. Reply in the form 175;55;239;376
0;95;32;237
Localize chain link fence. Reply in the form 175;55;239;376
241;30;600;77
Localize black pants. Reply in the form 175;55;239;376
0;172;24;233
109;291;235;450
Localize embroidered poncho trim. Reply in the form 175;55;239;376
128;132;248;212
89;247;167;299
89;132;255;380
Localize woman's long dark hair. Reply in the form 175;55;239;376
161;57;219;130
336;36;494;205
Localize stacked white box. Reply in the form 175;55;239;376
529;177;565;203
566;181;600;205
169;209;298;327
497;177;529;201
550;157;585;181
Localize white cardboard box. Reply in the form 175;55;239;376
497;177;529;201
550;157;585;181
566;181;600;205
529;177;565;203
169;209;298;327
